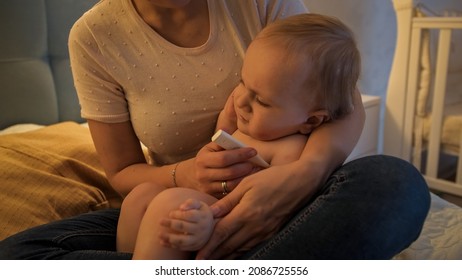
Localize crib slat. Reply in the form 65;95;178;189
425;176;462;198
413;17;462;29
403;26;423;163
426;29;452;178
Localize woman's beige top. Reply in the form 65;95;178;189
69;0;307;165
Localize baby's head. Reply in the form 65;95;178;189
252;13;361;120
234;13;361;141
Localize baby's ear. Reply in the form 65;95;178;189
299;110;330;134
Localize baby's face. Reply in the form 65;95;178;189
233;41;318;141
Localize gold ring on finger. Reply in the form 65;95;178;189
222;181;229;195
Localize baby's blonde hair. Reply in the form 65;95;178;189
255;13;361;120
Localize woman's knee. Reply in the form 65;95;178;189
346;155;429;192
343;155;431;218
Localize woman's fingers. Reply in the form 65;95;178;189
196;186;246;259
193;142;257;196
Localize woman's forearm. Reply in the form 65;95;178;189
299;90;365;186
109;162;178;197
87;119;186;197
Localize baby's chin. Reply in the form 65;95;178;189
237;125;277;142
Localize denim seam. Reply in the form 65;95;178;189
52;229;116;245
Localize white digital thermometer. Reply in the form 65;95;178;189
211;129;270;168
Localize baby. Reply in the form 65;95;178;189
117;13;360;259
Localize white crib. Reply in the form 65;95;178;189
384;0;462;198
384;0;462;259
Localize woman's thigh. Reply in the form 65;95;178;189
242;155;431;260
0;208;131;260
0;188;218;260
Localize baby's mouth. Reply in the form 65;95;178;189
237;113;248;124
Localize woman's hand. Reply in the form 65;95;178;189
189;142;259;198
196;161;321;259
216;88;238;133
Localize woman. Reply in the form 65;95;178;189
0;0;430;260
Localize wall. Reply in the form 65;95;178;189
304;0;462;152
304;0;396;101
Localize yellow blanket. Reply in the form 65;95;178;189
0;122;122;240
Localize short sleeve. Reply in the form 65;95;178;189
69;18;130;123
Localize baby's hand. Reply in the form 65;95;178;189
159;199;215;251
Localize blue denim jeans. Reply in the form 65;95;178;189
0;155;430;259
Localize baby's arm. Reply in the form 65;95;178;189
159;199;215;251
269;134;309;166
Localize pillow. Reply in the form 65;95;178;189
0;122;122;240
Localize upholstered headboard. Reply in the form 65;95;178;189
0;0;98;129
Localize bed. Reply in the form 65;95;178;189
0;0;120;241
1;0;462;259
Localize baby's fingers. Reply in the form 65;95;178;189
178;199;202;211
169;208;204;223
159;231;202;251
160;218;199;234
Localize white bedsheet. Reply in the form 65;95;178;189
394;193;462;259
